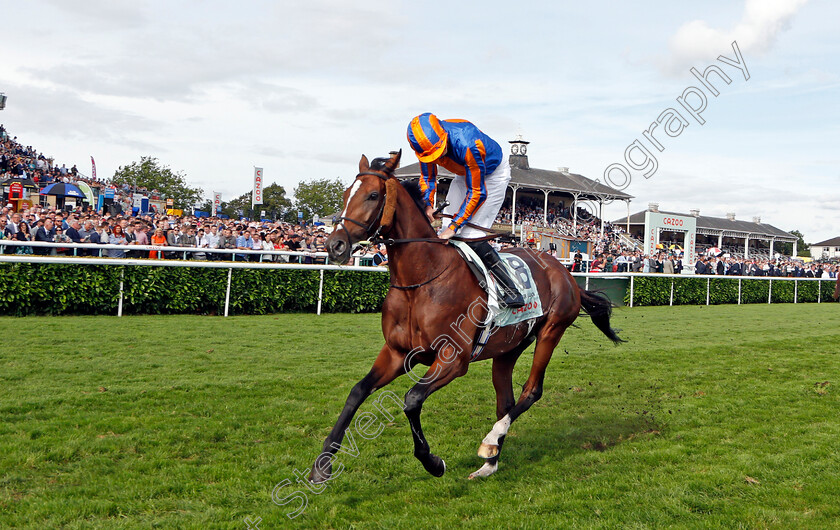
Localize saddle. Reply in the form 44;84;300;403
449;241;544;359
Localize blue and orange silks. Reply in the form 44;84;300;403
407;113;503;232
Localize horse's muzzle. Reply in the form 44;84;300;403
326;235;351;264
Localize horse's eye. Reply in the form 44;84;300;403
368;192;379;201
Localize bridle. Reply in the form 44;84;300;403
335;170;452;290
336;171;394;252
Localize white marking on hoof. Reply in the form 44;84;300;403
481;414;511;447
468;461;498;479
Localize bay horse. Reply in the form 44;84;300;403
311;150;623;481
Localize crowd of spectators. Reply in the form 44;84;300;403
3;124;834;276
0;124;360;264
493;200;839;278
568;247;838;278
0;201;348;262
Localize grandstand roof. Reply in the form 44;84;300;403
394;148;632;200
813;236;840;247
612;209;797;241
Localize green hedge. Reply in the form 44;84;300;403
0;263;390;316
1;264;834;315
626;276;836;306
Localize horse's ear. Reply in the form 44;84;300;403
359;154;370;173
384;149;401;173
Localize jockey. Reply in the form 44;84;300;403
407;112;525;308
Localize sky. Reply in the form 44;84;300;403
1;0;838;243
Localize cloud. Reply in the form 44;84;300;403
1;82;163;151
39;0;150;28
21;0;407;103
662;0;808;74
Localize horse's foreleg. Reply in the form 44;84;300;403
309;345;405;484
477;326;565;462
404;356;469;477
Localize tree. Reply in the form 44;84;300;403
222;192;251;220
110;156;203;209
293;177;346;222
216;183;292;220
778;229;810;257
261;183;293;218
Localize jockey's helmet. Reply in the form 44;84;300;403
407;113;448;163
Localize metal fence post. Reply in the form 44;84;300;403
224;268;232;317
706;278;710;306
585;276;590;291
794;279;798;304
117;267;125;317
738;278;742;305
768;279;772;304
818;279;821;304
669;280;674;307
317;269;325;316
629;275;634;308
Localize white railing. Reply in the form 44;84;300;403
0;239;383;265
591;272;833;308
0;253;387;317
0;246;834;317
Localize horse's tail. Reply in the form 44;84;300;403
579;287;625;344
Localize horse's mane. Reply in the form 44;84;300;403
400;179;428;222
369;157;428;225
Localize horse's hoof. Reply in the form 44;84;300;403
468;461;498;479
308;466;330;485
423;454;446;477
478;443;499;459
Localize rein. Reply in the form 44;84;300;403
390;261;452;290
335;170;498;290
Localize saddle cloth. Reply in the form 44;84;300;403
449;240;544;328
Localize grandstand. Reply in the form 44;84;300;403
395;136;633;238
613;204;798;259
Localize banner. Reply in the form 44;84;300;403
253;167;263;205
213;191;222;215
91;156;97;179
76;181;94;204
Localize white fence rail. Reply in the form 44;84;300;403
0;249;835;317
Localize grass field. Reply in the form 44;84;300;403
2;304;839;529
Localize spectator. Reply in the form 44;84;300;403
235;229;252;262
108;225;128;258
372;245;388;266
218;228;237;259
13;221;33;255
54;227;72;256
194;228;208;260
178;226;198;259
164;223;181;259
33;218;56;255
66;219;83;244
205;225;220;260
663;255;675;274
149;229;166;259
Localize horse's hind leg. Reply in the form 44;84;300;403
468;353;517;479
476;324;566;465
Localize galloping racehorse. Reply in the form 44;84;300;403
311;151;623;481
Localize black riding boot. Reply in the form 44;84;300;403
469;241;526;308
